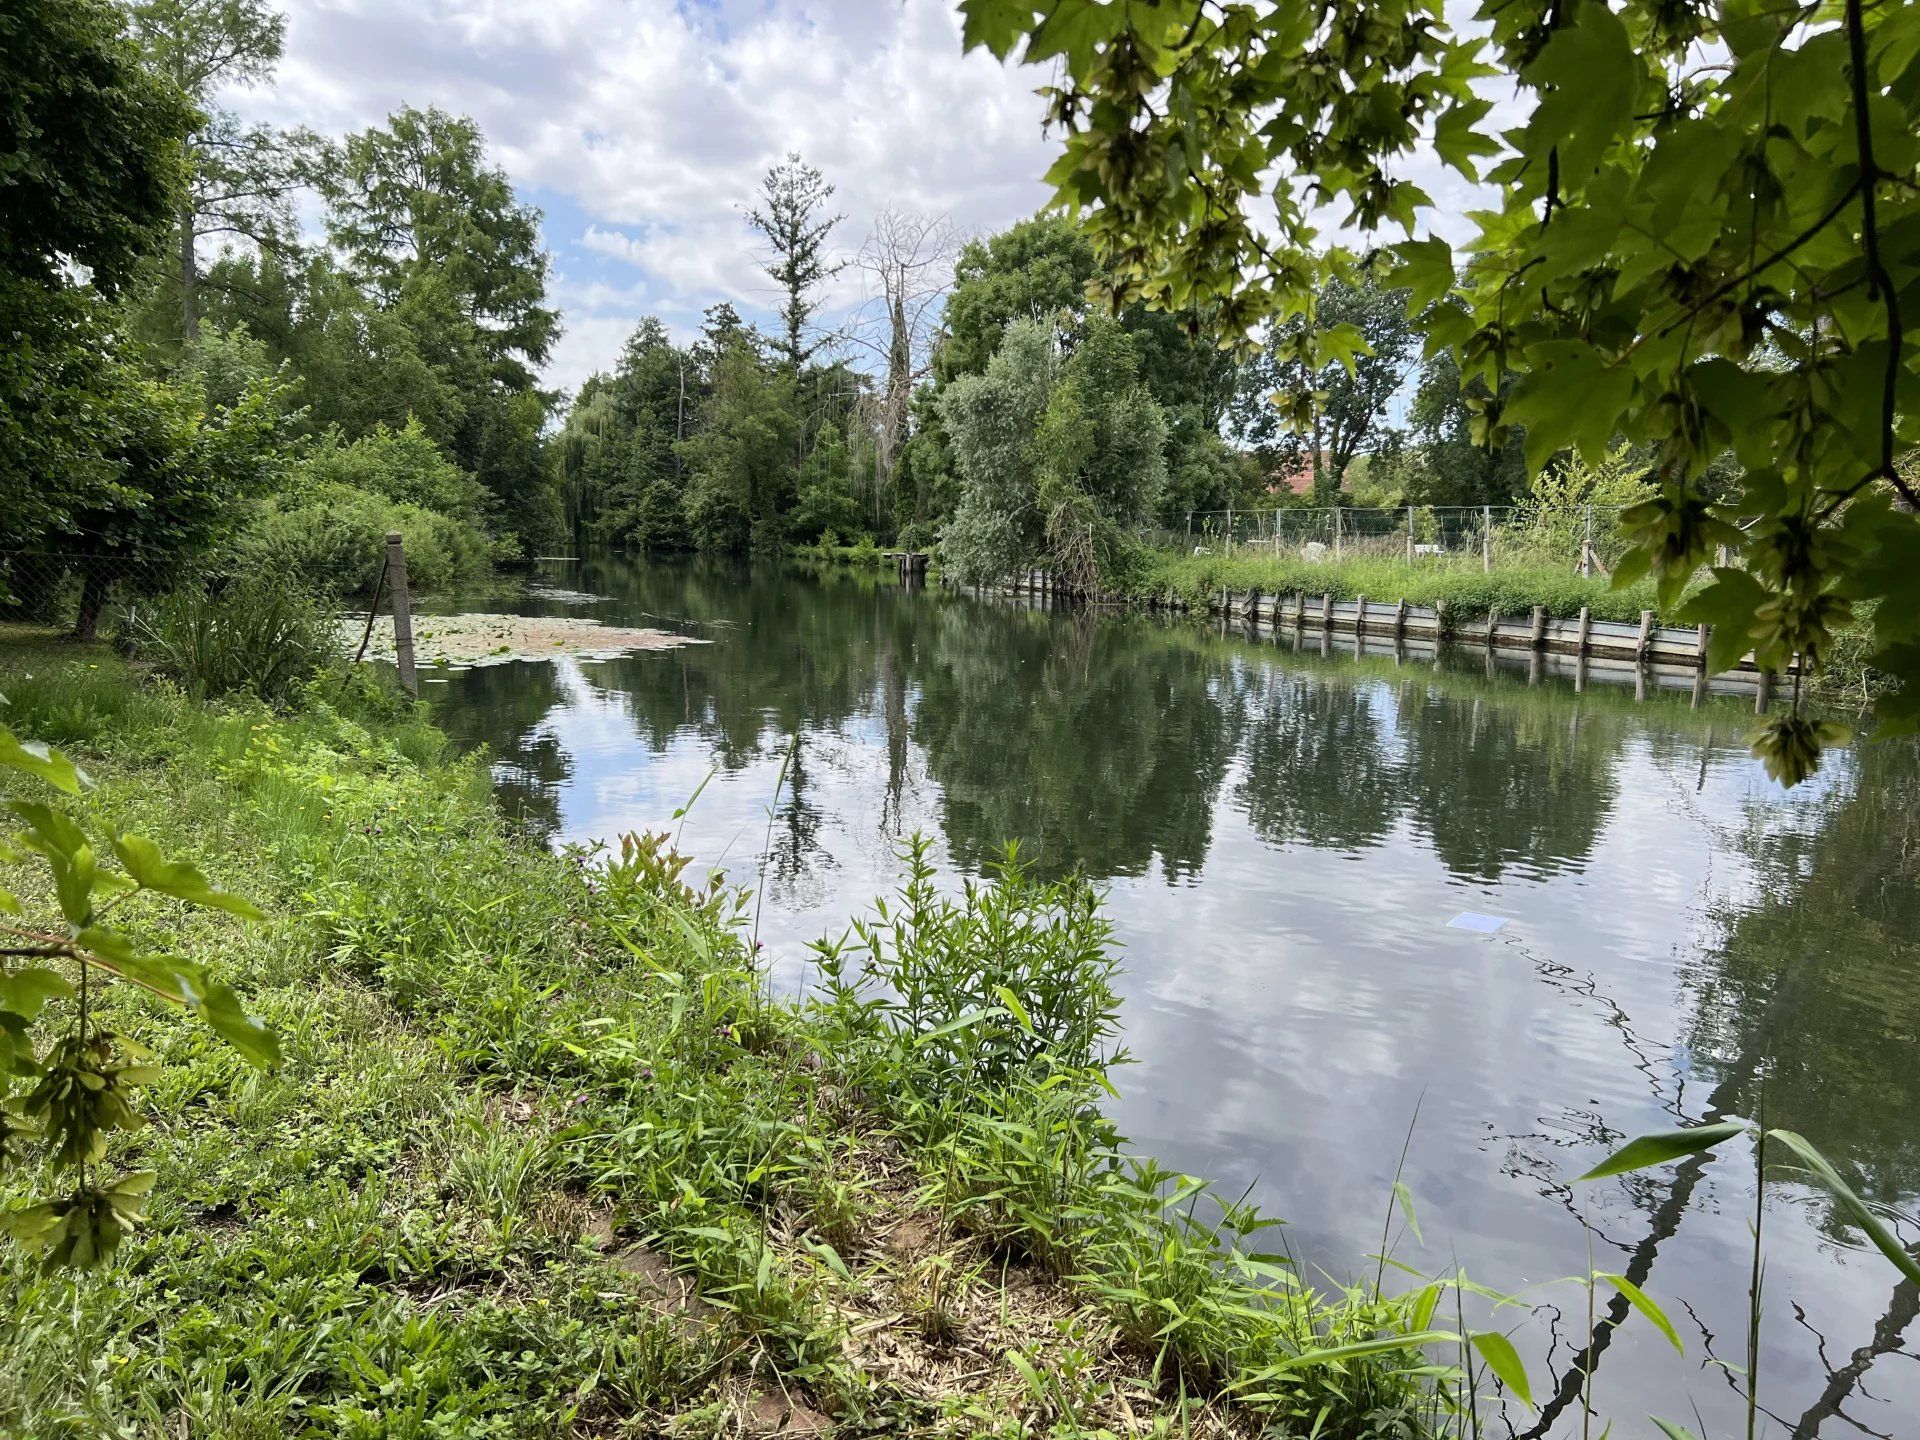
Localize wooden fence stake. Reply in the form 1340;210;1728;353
1696;622;1710;670
1575;605;1592;657
386;530;417;697
1636;609;1654;660
1482;505;1492;573
1321;592;1334;630
1529;605;1547;650
1485;605;1499;647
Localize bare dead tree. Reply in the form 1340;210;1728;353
843;209;961;522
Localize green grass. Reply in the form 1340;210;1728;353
1115;547;1674;626
0;631;1460;1438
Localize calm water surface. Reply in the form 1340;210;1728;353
426;554;1920;1439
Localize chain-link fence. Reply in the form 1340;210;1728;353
1;552;158;640
1148;504;1636;573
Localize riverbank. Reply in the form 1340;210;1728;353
0;630;1452;1439
1109;548;1667;627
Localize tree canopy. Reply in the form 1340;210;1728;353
959;0;1920;782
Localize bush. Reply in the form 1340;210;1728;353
231;480;489;597
117;579;334;704
301;419;486;522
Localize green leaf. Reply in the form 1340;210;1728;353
1505;342;1635;472
1524;2;1639;186
1596;1273;1683;1353
1767;1130;1920;1288
0;967;75;1021
1651;1420;1702;1440
1470;1330;1534;1408
0;726;88;795
74;928;280;1069
1393;1181;1423;1245
993;985;1035;1034
1256;1329;1462;1373
9;800;98;926
1579;1120;1748;1180
111;833;264;920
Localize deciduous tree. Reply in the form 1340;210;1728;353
959;0;1920;782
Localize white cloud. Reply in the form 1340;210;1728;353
231;0;1060;397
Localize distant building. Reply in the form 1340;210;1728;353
1269;452;1335;497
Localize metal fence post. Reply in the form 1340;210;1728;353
1334;507;1342;561
1406;505;1415;564
386;530;417;696
1482;505;1492;573
1581;504;1594;577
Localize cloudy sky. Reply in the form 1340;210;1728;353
229;0;1063;398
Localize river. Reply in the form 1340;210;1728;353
421;552;1920;1439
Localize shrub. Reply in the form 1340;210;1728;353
231;480;489;597
301;419;486;522
118;579;334;704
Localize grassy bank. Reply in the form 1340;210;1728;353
0;633;1453;1439
1111;548;1670;627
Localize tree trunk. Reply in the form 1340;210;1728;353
179;194;200;346
74;568;110;641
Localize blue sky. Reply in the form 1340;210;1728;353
230;0;1063;397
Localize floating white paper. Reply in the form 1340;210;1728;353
1447;912;1509;933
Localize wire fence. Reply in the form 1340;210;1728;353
1;552;158;640
1139;504;1637;573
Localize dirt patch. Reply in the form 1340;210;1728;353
343;613;705;668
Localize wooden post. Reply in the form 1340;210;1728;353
1395;597;1409;638
1321;591;1334;630
1357;594;1369;634
1482;505;1492;573
1580;505;1594;577
1636;609;1654;660
1756;670;1773;714
1226;506;1234;555
1696;622;1711;671
1485;605;1499;647
1406;506;1414;564
386;530;417;696
1333;507;1343;561
1575;605;1592;657
1433;598;1447;644
1530;604;1547;650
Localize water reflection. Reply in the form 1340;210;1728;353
418;554;1919;1438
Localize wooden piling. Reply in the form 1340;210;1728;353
1321;592;1334;630
1575;606;1592;657
1394;597;1409;639
1756;670;1773;713
1529;605;1547;650
385;531;416;697
1357;594;1369;633
1636;609;1653;659
1696;622;1710;670
1485;605;1499;647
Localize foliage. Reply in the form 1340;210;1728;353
1233;275;1419;501
301;416;484;520
124;0;297;346
810;838;1122;1096
1518;442;1656;565
678;338;801;552
117;578;333;704
941;316;1167;585
0;705;275;1271
959;0;1920;782
1124;546;1668;626
0;0;190;294
231;479;489;597
316;106;561;552
746;152;843;370
0;0;192;557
